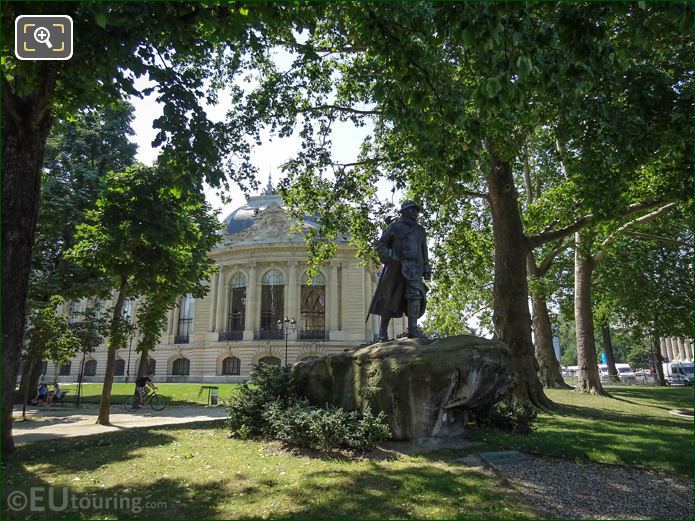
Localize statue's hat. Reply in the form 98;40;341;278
400;200;420;212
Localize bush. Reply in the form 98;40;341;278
226;364;297;438
227;364;391;450
262;399;391;451
471;400;538;435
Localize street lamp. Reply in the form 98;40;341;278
125;330;135;383
277;317;296;367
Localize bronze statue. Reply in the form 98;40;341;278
368;200;430;340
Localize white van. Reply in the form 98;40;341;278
615;363;636;383
663;362;694;386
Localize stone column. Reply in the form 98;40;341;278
676;337;686;362
287;260;298;323
665;337;675;361
660;337;667;359
208;272;218;332
328;261;340;334
166;309;174;336
215;267;226;332
687;339;694;362
245;263;258;334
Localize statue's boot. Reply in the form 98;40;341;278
407;300;426;338
377;317;391;342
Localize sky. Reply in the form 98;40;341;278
128;75;399;222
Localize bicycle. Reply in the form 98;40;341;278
124;389;168;412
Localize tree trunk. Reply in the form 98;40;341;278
651;333;666;386
601;324;619;382
17;351;43;406
485;145;552;407
2;79;56;459
96;277;128;425
531;292;571;388
527;254;571;389
574;231;607;395
136;347;150;378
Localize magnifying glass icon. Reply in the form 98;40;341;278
33;26;53;49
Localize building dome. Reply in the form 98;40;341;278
219;176;331;245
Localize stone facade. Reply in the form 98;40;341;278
45;187;406;383
659;336;694;363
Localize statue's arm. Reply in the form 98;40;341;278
376;226;394;263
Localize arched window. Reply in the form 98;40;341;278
69;301;79;324
300;271;326;339
176;294;193;343
222;356;241;376
227;273;247;333
114;359;125;376
260;270;285;338
258;356;281;367
122;299;133;321
172;357;190;376
84;360;97;377
58;362;71;376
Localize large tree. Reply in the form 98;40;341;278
67;165;219;425
18;103;137;400
1;1;287;457
224;2;692;406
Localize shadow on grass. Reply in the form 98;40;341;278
609;387;695;410
468;395;693;478
4;422;536;520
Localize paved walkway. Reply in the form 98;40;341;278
12;405;227;445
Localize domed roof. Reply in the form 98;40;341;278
220;177;323;243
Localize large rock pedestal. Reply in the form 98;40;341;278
293;335;510;440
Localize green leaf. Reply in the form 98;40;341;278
239;8;249;16
94;11;107;29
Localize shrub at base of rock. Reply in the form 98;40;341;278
293;335;510;440
226;364;391;451
470;400;539;435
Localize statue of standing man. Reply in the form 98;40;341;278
368;200;430;340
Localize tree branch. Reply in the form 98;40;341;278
593;201;679;265
621;230;691;248
537;237;572;276
528;197;682;248
298;104;382;116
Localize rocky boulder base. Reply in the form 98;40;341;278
293;335;510;440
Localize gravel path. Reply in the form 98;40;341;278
490;453;693;520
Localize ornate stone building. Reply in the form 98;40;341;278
47;183;406;383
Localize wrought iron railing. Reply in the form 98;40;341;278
257;330;283;340
219;331;243;341
299;329;327;340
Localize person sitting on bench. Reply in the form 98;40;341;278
47;383;64;406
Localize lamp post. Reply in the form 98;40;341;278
125;333;134;383
277;316;296;367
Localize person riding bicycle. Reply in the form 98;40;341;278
135;371;157;407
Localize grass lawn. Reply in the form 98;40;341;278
7;386;691;519
58;383;241;406
467;386;694;478
4;422;536;520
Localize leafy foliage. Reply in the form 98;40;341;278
227;364;391;451
24;296;80;366
471;400;539;435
